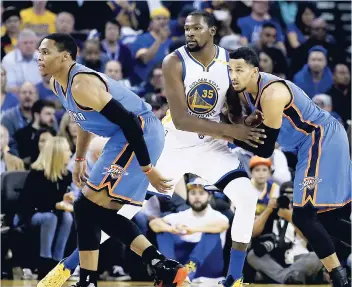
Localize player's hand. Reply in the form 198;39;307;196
145;167;173;193
228;124;266;148
72;160;89;189
245;110;264;127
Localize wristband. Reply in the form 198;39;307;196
144;166;153;175
75;157;86;162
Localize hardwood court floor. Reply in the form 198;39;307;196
0;281;332;287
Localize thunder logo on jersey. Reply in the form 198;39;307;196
187;79;219;118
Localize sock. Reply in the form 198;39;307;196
142;245;165;266
80;268;97;287
63;248;80;272
226;248;246;281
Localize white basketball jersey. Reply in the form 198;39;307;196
162;45;231;147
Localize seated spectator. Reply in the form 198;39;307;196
250;22;286;55
1;82;39;152
0;125;24;173
104;60;133;90
1;66;19;112
326;63;351;125
169;5;195;40
77;39;109;72
293;46;333;98
237;0;285;52
58;113;78;154
101;19;133;78
130;7;172;84
29;127;56;164
20;0;56;37
15;137;73;279
2;29;42;94
259;47;288;79
55;11;74;34
144;92;168;120
36;75;59;101
149;177;229;282
248;182;324;284
107;0;139;30
287;2;317;49
1;7;21;59
219;34;242;53
138;63;165;97
14;99;56;166
312;94;344;124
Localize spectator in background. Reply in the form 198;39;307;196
149;177;229;282
287;2;317;49
1;82;38;151
169;5;195;40
1;66;19;112
219;34;242;53
55;11;75;34
107;0;139;30
130;7;172;84
14;99;56;165
312;94;344;124
326;63;351;125
1;7;21;59
15;137;73;279
20;0;56;37
29;127;56;164
250;22;286;55
77;39;109;72
259;47;288;79
310;17;335;44
0;125;24;173
36;75;57;101
58;113;78;153
2;29;42;94
237;0;285;52
144;92;168;120
104;60;133;90
138;63;165;96
101;19;134;79
293;46;333;98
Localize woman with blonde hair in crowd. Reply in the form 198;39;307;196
58;112;77;153
15;137;74;279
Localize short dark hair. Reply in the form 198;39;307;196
229;47;259;67
31;99;56;117
188;10;215;27
262;22;277;30
42;33;78;60
106;18;121;29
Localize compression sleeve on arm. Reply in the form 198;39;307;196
233;123;280;158
100;98;151;166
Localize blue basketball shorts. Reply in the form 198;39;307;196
293;119;352;211
86;113;165;206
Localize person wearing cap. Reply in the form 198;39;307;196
149;177;229;283
129;7;172;84
312;94;343;124
1;7;21;59
293;45;333;98
249;156;280;217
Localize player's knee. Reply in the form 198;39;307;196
224;177;258;207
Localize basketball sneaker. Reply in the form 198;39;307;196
147;258;188;287
37;261;71;287
219;276;246;287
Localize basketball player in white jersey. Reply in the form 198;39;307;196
149;10;266;287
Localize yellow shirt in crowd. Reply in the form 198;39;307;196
20;8;56;36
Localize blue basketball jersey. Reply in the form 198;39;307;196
54;63;152;137
255;180;278;215
244;72;332;153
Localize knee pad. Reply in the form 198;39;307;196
74;194;101;251
224;177;258;243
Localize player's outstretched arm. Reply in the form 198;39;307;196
162;53;265;144
233;83;289;158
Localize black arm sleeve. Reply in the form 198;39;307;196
100;98;151;166
233;123;280;158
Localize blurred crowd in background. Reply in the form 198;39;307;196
0;0;351;284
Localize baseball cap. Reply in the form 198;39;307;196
249;156;272;170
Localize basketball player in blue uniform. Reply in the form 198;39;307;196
228;47;351;287
37;33;188;287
